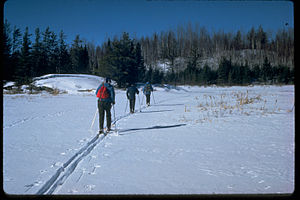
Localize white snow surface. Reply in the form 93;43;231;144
3;74;295;195
33;74;107;94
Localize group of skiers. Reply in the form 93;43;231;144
95;77;153;134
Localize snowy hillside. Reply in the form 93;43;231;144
33;74;109;94
3;74;295;195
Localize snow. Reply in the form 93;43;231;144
33;74;107;94
3;82;15;87
3;74;295;195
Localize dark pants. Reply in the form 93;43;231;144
146;94;151;105
129;98;136;113
98;100;112;130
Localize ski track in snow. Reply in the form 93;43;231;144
3;110;69;129
4;84;293;194
33;96;171;194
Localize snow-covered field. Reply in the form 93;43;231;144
3;75;295;195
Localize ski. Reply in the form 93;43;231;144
98;128;119;136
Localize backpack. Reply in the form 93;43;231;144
97;84;110;99
146;84;151;92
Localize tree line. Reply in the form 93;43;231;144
139;23;294;69
3;21;89;85
3;20;294;87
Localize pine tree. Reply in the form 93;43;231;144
16;27;32;84
261;57;272;82
217;57;232;85
202;64;212;85
70;35;82;73
110;32;137;87
3;20;12;81
31;28;43;77
57;30;71;73
79;45;89;73
41;27;52;74
10;26;22;81
98;39;114;78
12;26;22;54
48;31;59;74
69;35;89;74
134;42;146;82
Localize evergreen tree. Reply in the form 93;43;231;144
79;45;89;73
41;27;52;74
251;64;261;82
31;28;43;77
48;31;59;74
98;39;114;78
10;26;22;80
110;32;137;87
217;57;232;84
70;35;82;73
70;35;89;73
57;30;71;73
134;42;146;82
12;26;22;54
261;57;272;82
202;64;212;85
16;27;32;84
3;20;12;81
242;62;251;84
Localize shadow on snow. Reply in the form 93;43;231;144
118;123;187;135
139;109;174;114
151;103;184;107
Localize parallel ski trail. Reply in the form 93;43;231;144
36;134;104;194
35;91;179;194
35;102;146;194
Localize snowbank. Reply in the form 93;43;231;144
33;74;105;94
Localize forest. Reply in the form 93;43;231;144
3;20;294;88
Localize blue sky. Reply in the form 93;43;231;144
4;0;294;46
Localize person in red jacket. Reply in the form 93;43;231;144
95;77;115;134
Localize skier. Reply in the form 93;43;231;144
143;82;153;106
126;83;139;113
95;77;115;134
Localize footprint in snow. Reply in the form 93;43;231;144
4;177;14;182
39;169;47;174
265;186;271;190
68;189;79;194
104;142;112;148
103;153;110;157
78;138;88;143
85;184;96;191
51;162;63;168
24;180;43;191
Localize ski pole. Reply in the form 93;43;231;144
124;99;128;114
90;108;98;130
138;94;141;112
152;91;156;104
113;104;117;130
142;91;144;106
